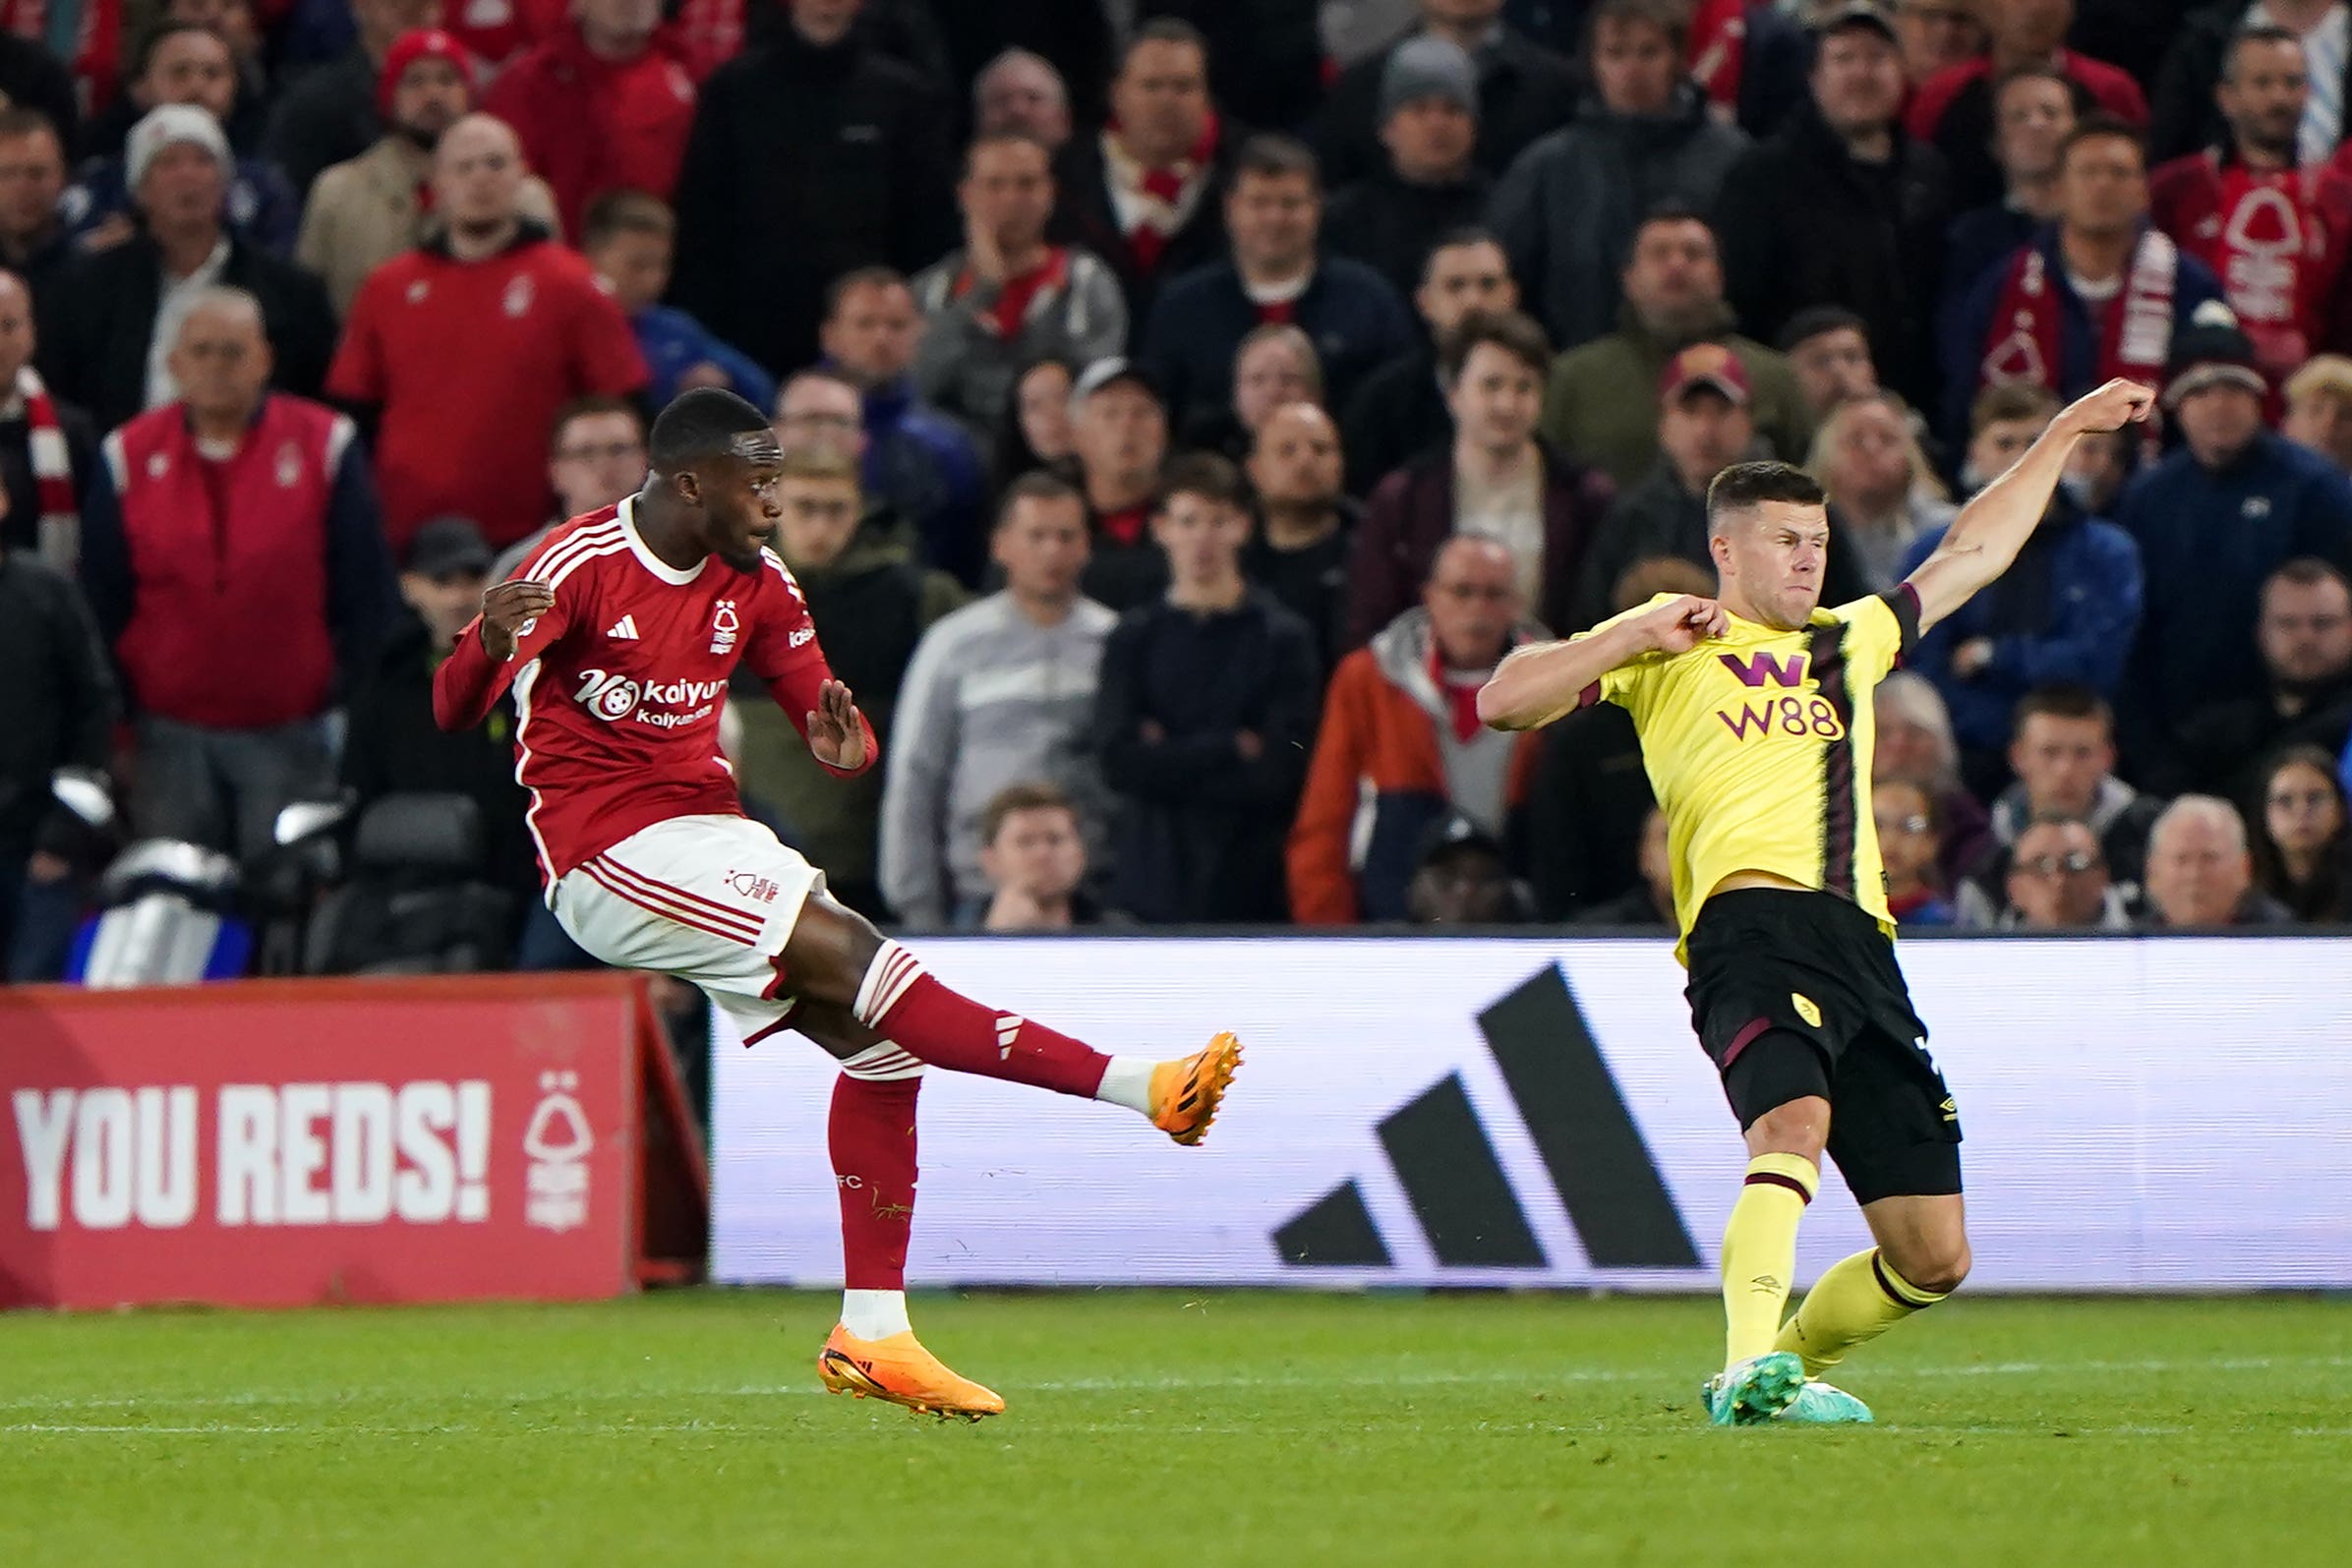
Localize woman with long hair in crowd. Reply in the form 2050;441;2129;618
2249;745;2350;922
993;356;1080;483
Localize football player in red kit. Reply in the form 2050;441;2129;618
434;388;1242;1420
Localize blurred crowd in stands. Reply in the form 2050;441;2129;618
4;0;2351;983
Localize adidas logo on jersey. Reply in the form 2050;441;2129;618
996;1015;1023;1061
607;615;640;640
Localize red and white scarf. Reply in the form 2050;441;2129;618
1980;229;2179;398
1102;112;1221;274
950;248;1071;342
15;365;80;571
1688;0;1747;122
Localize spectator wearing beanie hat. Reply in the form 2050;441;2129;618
1313;1;1579;192
298;29;563;318
59;28;299;259
2118;304;2352;775
1321;36;1495;298
482;0;699;241
35;104;336;432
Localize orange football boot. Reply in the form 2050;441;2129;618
816;1325;1005;1421
1148;1031;1244;1146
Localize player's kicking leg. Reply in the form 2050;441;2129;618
779;894;1243;1144
1768;1194;1970;1424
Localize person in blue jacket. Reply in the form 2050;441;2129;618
580;190;774;411
2117;310;2352;778
1901;380;2143;787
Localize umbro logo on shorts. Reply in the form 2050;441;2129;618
607;615;640;639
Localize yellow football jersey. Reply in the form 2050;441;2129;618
1574;590;1919;961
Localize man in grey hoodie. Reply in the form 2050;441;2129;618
878;471;1116;925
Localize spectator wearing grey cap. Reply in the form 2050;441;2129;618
1313;1;1579;192
34;104;336;433
1486;0;1749;352
1321;35;1496;298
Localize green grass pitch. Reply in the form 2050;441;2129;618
2;1292;2345;1566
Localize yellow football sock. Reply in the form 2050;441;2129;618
1720;1153;1818;1367
1776;1248;1948;1377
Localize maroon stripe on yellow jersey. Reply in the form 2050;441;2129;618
1807;619;1857;899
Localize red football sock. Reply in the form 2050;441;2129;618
853;940;1112;1098
829;1071;919;1291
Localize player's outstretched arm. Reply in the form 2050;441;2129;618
1478;595;1728;731
1905;378;2154;633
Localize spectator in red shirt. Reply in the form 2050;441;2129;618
2150;26;2352;388
1907;0;2147;211
482;0;699;240
327;113;647;556
83;287;394;858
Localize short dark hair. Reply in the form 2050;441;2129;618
549;395;644;456
822;265;910;321
2057;114;2146;173
1991;60;2074;107
1439;309;1553;385
2225;24;2306;79
1705;461;1825;523
1589;0;1689;52
1419;225;1507;284
1156;451;1247;513
1778;306;1868;355
138;19;226;77
994;469;1084;529
981;782;1079;845
0;106;60;146
1636;198;1713;239
647;387;770;473
1970;381;2061;435
2267;556;2352;596
580;188;673;251
1232;132;1320;190
1123;16;1208;69
2011;682;2115;741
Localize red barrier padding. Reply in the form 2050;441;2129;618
0;974;707;1310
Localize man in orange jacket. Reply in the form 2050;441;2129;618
1288;535;1543;922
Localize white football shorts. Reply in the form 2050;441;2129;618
552;813;820;1041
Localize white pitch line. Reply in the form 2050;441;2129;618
0;1354;2343;1421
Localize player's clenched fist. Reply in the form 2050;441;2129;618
479;579;555;661
2059;378;2156;436
1638;594;1730;654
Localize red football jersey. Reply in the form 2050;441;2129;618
432;499;875;883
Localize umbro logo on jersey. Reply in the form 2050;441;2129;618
607;615;640;640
